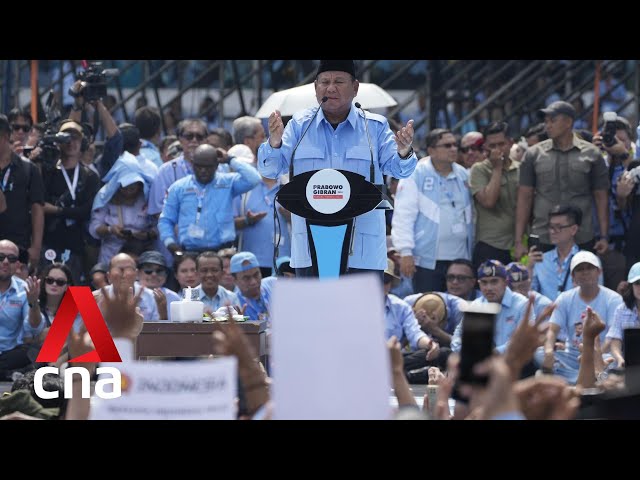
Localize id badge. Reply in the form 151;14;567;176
452;223;465;235
187;223;205;239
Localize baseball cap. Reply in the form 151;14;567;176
230;251;260;274
137;250;167;268
59;120;84;136
384;258;399;279
538;101;576;120
89;262;108;276
275;256;294;276
477;260;508;280
628;262;640;283
413;293;447;326
570;251;601;273
505;262;529;285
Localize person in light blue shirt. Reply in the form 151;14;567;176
136;251;181;321
530;204;602;301
258;60;417;275
134;106;163;168
505;262;552;319
234;176;290;276
606;262;640;367
0;240;32;379
148;119;208;216
231;251;276;323
193;251;239;314
535;250;623;384
403;291;465;346
451;260;529;354
382;259;439;356
159;144;260;254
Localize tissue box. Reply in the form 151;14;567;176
170;299;204;323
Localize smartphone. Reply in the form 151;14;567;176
528;234;540;251
624;327;640;368
458;303;499;386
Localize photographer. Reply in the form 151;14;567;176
0;114;45;268
68;78;122;180
40;120;100;284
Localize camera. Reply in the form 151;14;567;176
69;62;119;103
31;131;71;167
602;111;618;148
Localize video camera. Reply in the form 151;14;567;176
28;90;70;167
69;62;119;103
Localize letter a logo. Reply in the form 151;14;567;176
36;287;122;363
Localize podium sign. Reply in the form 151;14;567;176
276;169;382;278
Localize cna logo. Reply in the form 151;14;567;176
36;287;121;363
34;287;122;400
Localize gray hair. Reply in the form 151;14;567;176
232;116;262;144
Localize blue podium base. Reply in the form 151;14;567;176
307;221;353;279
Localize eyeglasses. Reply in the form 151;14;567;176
433;142;457;149
11;124;30;133
181;132;205;141
45;277;68;287
0;254;19;263
459;145;483;153
548;223;575;233
446;274;474;283
142;268;166;275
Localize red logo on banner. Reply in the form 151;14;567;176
36;287;122;363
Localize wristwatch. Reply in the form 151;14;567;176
399;147;414;160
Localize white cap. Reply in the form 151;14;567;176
228;144;255;163
570;250;601;273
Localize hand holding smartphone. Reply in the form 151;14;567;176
458;302;500;386
528;234;540;251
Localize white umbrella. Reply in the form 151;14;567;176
255;82;397;118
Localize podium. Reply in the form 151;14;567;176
276;169;383;278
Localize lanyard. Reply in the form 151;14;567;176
194;183;208;225
1;167;10;192
61;164;79;201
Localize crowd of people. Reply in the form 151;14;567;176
1;59;640;419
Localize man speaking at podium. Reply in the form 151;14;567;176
258;60;417;279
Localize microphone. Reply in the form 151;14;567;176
289;96;328;178
355;102;375;184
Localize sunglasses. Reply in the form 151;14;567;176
11;124;31;133
45;277;68;286
446;274;474;282
181;132;205;141
143;268;166;275
433;142;457;149
459;145;483;153
0;254;19;263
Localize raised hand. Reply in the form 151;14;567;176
394;119;415;157
504;295;554;379
268;110;284;148
99;285;144;339
25;275;41;306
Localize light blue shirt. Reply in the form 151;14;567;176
234;180;290;269
0;277;29;353
99;284;160;321
193;284;239;313
531;245;580;302
451;287;529;354
551;286;623;349
384;294;428;351
606;303;639;341
436;173;470;260
139;139;162;168
258;105;417;270
236;276;276;322
158;159;260;251
148;156;193;215
403;291;465;335
531;290;553;319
